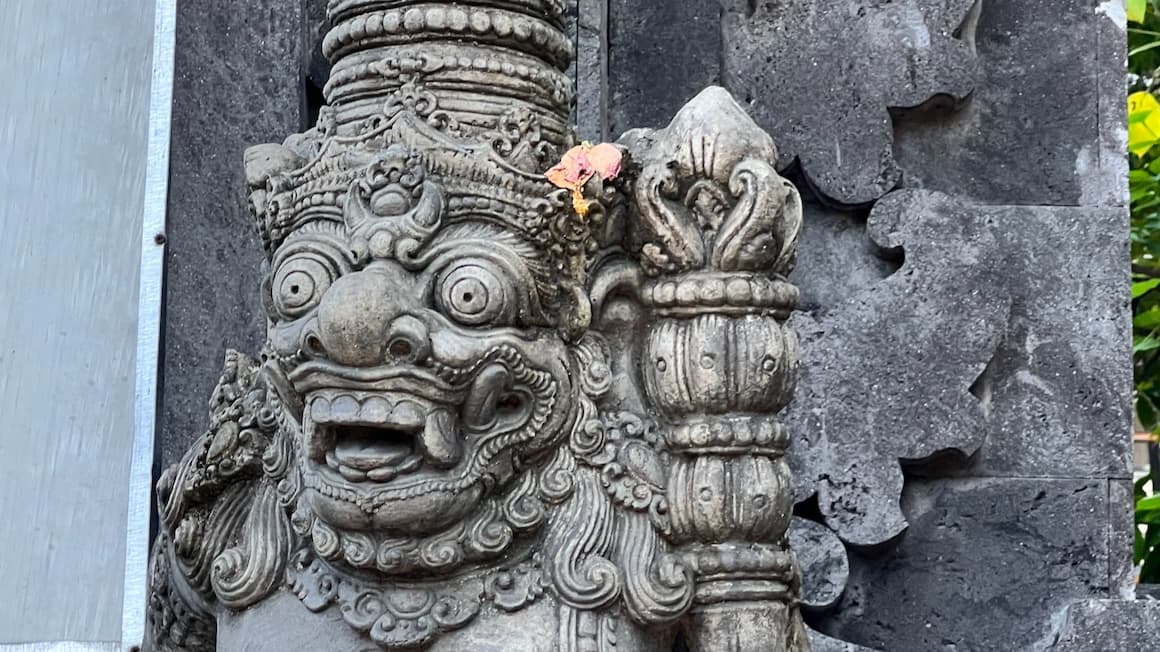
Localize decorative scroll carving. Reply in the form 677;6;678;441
146;2;806;650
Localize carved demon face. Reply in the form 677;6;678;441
260;146;581;541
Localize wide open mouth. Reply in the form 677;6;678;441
301;363;533;485
306;391;458;483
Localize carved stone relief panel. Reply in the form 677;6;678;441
146;1;810;650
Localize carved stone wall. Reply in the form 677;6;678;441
157;1;1144;651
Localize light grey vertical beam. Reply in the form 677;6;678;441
0;0;155;645
121;0;176;648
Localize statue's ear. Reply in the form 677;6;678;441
244;144;302;187
244;144;305;252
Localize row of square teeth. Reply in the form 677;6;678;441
324;449;424;483
310;394;426;427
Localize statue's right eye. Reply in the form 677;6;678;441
271;252;341;319
434;260;518;328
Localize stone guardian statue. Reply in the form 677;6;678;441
145;1;806;650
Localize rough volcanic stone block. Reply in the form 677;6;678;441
160;0;305;468
969;203;1131;479
790;200;897;316
574;0;608;141
606;0;720;136
893;0;1123;206
1093;1;1129;208
1108;479;1136;600
721;0;979;207
787;192;1131;543
608;1;1123;207
811;477;1111;651
786;191;1012;546
1048;599;1160;650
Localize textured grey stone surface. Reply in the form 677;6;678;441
574;0;608;141
786;190;1012;546
606;0;720;137
786;191;1131;549
721;0;979;206
1047;599;1160;650
791;518;851;612
893;0;1126;207
160;0;305;468
605;1;1127;208
1109;479;1137;600
789;200;898;315
1094;3;1129;208
967;203;1131;479
812;478;1112;651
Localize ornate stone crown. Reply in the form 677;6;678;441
246;0;590;329
323;0;572;145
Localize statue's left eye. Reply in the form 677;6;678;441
435;262;517;327
271;253;341;319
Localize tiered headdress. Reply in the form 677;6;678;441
246;0;596;328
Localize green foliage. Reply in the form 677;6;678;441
1131;1;1160;71
1131;0;1160;584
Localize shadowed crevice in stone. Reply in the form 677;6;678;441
967;351;997;418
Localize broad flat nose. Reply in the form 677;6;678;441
310;266;429;367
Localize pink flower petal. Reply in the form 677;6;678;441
586;143;623;180
561;146;597;183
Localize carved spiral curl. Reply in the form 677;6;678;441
210;483;295;609
617;512;695;625
539;446;577;503
541;466;621;610
344;591;387;631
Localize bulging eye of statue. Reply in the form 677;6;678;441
435;261;517;327
271;252;341;319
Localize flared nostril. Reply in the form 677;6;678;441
303;332;326;359
385;315;431;365
297;318;328;360
388;338;413;358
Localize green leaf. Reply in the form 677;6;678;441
1131;0;1149;24
1139;307;1160;329
1143;551;1160;584
1135;278;1160;298
1136;335;1160;354
1139;494;1160;512
1131;41;1160;58
1138;394;1159;432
